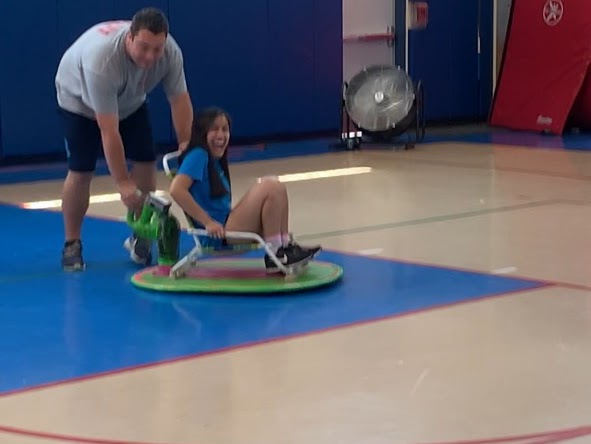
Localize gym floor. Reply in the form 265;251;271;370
1;128;591;444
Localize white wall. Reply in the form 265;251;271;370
494;0;512;86
342;0;395;81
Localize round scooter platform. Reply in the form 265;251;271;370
131;258;343;294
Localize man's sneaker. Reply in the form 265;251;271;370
62;239;85;271
124;235;152;266
264;243;319;273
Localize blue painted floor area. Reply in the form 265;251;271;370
0;204;548;394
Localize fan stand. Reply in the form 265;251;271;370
334;79;426;151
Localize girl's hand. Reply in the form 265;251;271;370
205;220;225;238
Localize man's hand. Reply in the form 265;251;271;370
178;140;189;152
117;179;143;211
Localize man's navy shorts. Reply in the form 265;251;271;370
59;102;156;172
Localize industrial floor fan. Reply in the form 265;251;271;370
338;64;425;150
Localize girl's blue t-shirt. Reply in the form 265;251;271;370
177;148;231;227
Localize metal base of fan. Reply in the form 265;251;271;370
338;131;420;151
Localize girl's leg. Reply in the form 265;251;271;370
261;176;290;243
226;178;320;271
279;182;289;243
225;179;289;249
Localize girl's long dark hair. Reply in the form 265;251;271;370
179;107;232;198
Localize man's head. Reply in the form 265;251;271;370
126;7;169;68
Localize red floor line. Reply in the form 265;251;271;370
330;248;589;293
1;424;589;444
548;281;591;292
417;425;591;444
0;424;191;444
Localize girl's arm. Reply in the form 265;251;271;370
170;174;218;229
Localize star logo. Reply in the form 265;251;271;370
543;0;563;26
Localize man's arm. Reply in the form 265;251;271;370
95;112;140;208
95;113;130;185
162;37;193;150
83;69;139;207
82;69;129;184
169;91;193;151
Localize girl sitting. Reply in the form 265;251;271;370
169;107;320;272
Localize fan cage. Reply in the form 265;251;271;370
338;64;425;150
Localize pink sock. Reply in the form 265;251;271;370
282;234;291;246
266;235;283;252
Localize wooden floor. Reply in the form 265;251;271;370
1;140;590;444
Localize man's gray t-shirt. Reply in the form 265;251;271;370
55;21;187;120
